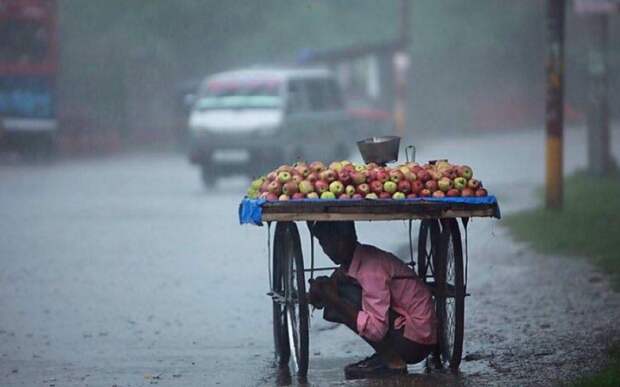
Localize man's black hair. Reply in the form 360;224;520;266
309;221;357;242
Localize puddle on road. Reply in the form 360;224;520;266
257;357;495;387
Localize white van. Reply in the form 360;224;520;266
187;67;370;187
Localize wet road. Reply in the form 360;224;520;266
1;127;619;386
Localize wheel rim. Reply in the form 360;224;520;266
284;237;301;372
442;236;456;362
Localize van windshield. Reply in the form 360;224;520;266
196;80;282;110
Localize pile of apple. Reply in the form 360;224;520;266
246;160;488;201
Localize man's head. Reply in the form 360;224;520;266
309;221;358;266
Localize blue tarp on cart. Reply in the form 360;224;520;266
239;196;500;225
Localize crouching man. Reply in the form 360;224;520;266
307;221;437;379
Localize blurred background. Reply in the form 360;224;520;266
0;0;618;158
1;1;619;386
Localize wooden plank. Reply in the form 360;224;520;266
261;208;497;222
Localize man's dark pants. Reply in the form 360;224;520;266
323;280;434;364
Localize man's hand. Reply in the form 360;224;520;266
308;276;339;308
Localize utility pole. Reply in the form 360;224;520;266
545;0;565;209
394;0;411;140
586;13;611;175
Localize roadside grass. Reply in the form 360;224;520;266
568;344;620;387
504;172;620;290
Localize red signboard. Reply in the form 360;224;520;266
0;0;57;75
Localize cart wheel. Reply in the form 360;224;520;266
273;222;309;377
272;223;290;366
435;219;465;370
417;219;440;281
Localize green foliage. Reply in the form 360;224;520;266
569;344;620;387
504;172;620;289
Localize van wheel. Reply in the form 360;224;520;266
201;163;216;188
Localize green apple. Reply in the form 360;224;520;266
383;180;398;194
453;177;467;190
365;193;378;200
306;192;319;199
320;191;336;199
277;171;292;183
329;181;344;195
298;180;314;194
345;185;356;196
438;177;453;192
392;192;406;200
250;177;265;190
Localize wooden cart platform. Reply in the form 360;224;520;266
258;197;501;222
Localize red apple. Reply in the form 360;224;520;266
389;169;404;183
291;173;303;184
429;170;443;181
338;193;350;200
342;163;355;173
375;170;389;183
295;164;310;178
267;171;278;181
398;180;412;194
292;192;305;200
357;183;370;195
309;161;326;173
370;180;384;194
306;172;319;184
379;191;392;199
425;180;438;192
407;193;418;199
265;192;278;201
461;188;474;197
337;170;352;185
314;180;329;194
417;169;432;182
467;178;481;190
432;190;445;198
410;180;424;194
320;169;337;183
352;193;363;200
419;189;432;197
267;180;282;195
282;181;299;195
475;188;488;197
350;171;367;185
446;188;460;197
277;165;293;173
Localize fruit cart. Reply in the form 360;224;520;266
239;196;501;377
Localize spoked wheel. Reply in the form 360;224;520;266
435;219;465;370
417;219;441;281
272;222;309;377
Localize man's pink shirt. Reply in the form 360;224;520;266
345;243;437;345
